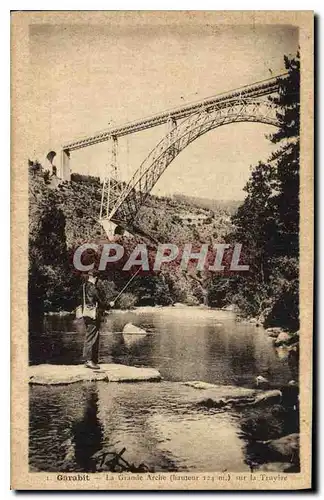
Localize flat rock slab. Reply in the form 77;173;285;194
183;380;257;405
29;364;161;385
183;380;256;397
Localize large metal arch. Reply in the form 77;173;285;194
108;97;281;228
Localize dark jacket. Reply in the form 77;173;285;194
83;281;107;320
84;281;100;307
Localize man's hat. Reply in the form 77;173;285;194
88;269;99;277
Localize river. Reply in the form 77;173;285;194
29;306;296;472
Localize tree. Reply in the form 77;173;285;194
227;53;300;329
28;188;80;319
269;52;300;258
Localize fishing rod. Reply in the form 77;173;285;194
111;267;142;305
59;331;153;335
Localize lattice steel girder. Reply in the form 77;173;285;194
107;96;280;225
99;136;121;220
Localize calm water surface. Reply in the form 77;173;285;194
29;307;294;472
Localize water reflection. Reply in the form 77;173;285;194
30;381;252;472
71;386;103;472
29;308;296;472
30;379;299;472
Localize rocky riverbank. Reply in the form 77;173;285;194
237;316;300;381
238;322;300;471
187;310;300;471
265;327;299;381
185;379;300;472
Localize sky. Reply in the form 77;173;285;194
29;21;298;200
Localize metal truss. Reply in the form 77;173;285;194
99;135;127;226
60;74;286;234
63;74;286;151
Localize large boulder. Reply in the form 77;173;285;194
122;323;147;335
281;383;299;409
267;433;299;461
275;331;299;347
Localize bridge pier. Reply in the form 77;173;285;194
99;219;125;241
61;149;71;180
99;219;118;240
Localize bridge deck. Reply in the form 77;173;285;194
62;73;287;151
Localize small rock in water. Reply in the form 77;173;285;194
274;332;291;346
123;323;147;335
267;330;281;338
253;389;282;406
255;375;269;388
266;327;283;336
197;398;226;409
184;381;220;390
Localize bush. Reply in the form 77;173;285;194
263;257;299;331
116;292;137;310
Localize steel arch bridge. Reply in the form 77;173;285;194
61;73;286;238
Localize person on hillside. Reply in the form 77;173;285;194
82;270;114;370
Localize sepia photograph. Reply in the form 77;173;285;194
11;11;313;490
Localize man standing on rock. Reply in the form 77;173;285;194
82;270;114;370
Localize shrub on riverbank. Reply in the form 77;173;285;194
115;292;137;310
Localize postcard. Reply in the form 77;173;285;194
11;10;313;490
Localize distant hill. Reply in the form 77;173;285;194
172;194;242;215
29;171;236;248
